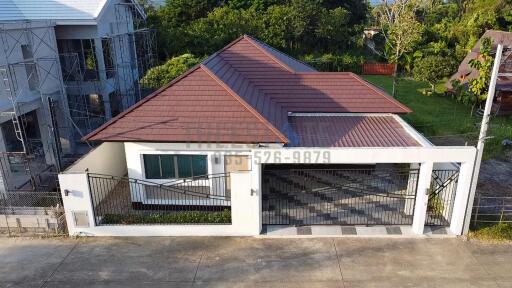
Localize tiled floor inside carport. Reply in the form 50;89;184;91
262;225;453;237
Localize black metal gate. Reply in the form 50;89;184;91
425;169;459;226
262;166;419;226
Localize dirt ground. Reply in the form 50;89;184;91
477;153;512;197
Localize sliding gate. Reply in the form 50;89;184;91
262;166;420;226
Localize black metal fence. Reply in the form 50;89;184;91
262;167;419;226
88;173;231;225
425;169;459;226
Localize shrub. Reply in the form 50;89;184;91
102;209;231;225
301;53;364;73
140;54;202;89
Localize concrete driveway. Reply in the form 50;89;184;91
0;237;511;288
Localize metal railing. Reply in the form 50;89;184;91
425;170;459;226
472;195;512;226
262;168;420;226
87;173;231;225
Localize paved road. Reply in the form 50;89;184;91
0;236;511;287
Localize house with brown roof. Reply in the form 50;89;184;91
58;36;477;238
447;30;512;115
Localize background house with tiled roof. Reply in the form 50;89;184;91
446;30;512;115
59;36;477;238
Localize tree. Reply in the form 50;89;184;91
140;54;202;89
467;37;494;113
187;7;263;55
375;0;423;97
412;55;454;94
315;7;351;51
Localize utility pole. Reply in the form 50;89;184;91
463;44;503;235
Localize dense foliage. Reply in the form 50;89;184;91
144;0;512;84
147;0;369;60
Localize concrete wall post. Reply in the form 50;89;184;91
412;162;433;234
450;161;476;235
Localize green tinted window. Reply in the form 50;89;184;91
160;155;175;178
177;155;193;178
192;155;207;176
144;154;208;179
143;155;161;179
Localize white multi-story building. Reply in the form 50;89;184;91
0;0;156;192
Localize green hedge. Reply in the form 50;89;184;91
102;209;231;225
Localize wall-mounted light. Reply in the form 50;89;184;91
64;189;71;196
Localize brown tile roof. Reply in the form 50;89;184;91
447;30;512;90
85;66;287;143
289;115;420;147
85;35;413;145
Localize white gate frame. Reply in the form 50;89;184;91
252;146;477;235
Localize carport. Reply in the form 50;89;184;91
251;111;476;236
262;164;419;226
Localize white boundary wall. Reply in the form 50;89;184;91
59;144;476;237
60;171;259;236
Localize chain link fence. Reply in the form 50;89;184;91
0;191;66;236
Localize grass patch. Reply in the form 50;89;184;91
102;209;231;225
427;193;444;215
363;75;512;159
469;223;512;242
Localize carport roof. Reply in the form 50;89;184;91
288;115;421;147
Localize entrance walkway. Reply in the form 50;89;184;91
0;237;510;287
262;225;453;237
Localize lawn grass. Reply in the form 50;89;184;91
468;223;512;242
363;75;512;159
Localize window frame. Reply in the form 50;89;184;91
142;154;208;180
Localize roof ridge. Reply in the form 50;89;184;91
202;35;245;66
243;35;317;72
200;64;289;143
243;35;296;73
83;64;203;141
347;72;412;113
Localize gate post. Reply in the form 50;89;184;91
405;163;419;215
412;162;433;235
450;161;475;235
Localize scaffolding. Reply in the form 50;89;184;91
0;21;67;192
0;3;156;193
111;2;157;103
57;1;156;136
